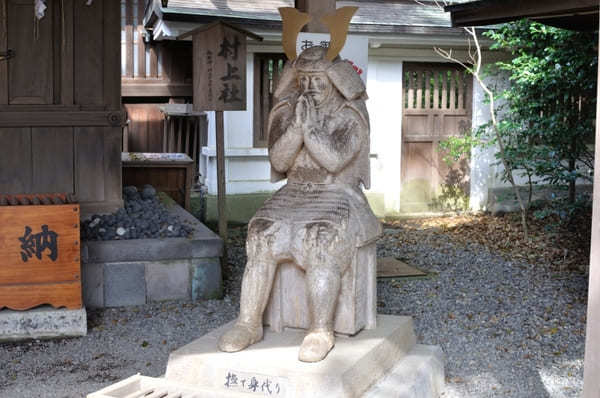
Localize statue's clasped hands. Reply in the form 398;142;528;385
292;94;319;137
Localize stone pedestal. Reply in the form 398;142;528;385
88;315;444;398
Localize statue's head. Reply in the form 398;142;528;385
295;46;334;106
274;45;367;104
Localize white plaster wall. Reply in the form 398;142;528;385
469;75;494;211
365;57;403;215
468;70;592;211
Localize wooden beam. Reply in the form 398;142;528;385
149;44;159;78
0;0;8;105
60;0;74;106
125;0;134;78
447;0;598;28
583;11;600;398
0;111;126;127
104;0;121;110
121;83;193;97
137;0;146;78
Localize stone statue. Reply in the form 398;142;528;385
218;45;381;362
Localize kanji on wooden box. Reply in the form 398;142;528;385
0;195;82;310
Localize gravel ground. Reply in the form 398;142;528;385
0;221;588;398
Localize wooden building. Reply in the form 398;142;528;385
120;0;206;174
0;0;123;216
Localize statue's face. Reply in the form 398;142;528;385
297;72;332;106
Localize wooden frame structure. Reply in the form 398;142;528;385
121;0;193;97
0;0;124;216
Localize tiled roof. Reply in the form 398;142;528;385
163;0;292;21
155;0;477;31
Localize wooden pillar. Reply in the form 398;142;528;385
294;0;336;33
583;10;600;398
216;110;228;267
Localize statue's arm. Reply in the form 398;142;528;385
303;108;365;174
269;102;304;174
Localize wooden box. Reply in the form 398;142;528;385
122;152;194;210
0;203;82;310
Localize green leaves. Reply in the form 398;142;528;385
484;19;597;193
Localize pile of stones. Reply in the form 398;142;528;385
81;185;195;241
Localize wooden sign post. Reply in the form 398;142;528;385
181;22;261;271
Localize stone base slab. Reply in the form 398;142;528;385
88;374;243;398
0;306;87;342
363;344;444;398
165;315;419;397
88;344;443;398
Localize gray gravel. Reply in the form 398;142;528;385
0;223;588;397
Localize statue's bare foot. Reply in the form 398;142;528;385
218;323;263;352
298;330;335;362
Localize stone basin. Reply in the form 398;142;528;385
81;203;223;308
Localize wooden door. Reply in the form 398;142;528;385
124;104;164;152
401;62;472;212
3;0;55;104
253;53;286;147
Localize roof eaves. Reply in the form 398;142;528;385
161;7;282;22
143;0;164;28
445;0;599;28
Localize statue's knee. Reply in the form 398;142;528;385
248;219;274;236
304;222;335;244
304;222;347;251
303;222;352;272
247;219;275;258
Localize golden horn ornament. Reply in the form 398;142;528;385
320;6;358;61
278;7;311;60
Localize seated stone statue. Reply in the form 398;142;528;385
218;45;381;362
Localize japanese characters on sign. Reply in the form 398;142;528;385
300;39;330;50
193;23;247;111
223;371;287;396
19;225;59;263
296;32;368;84
0;204;82;310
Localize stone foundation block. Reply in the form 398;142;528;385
83;257;223;308
0;306;87;342
192;257;223;300
104;262;146;307
146;260;190;302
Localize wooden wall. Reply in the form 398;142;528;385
0;0;124;215
120;0;193;97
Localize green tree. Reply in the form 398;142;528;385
486;20;597;203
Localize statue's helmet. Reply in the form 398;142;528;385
295;46;334;73
274;45;367;102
